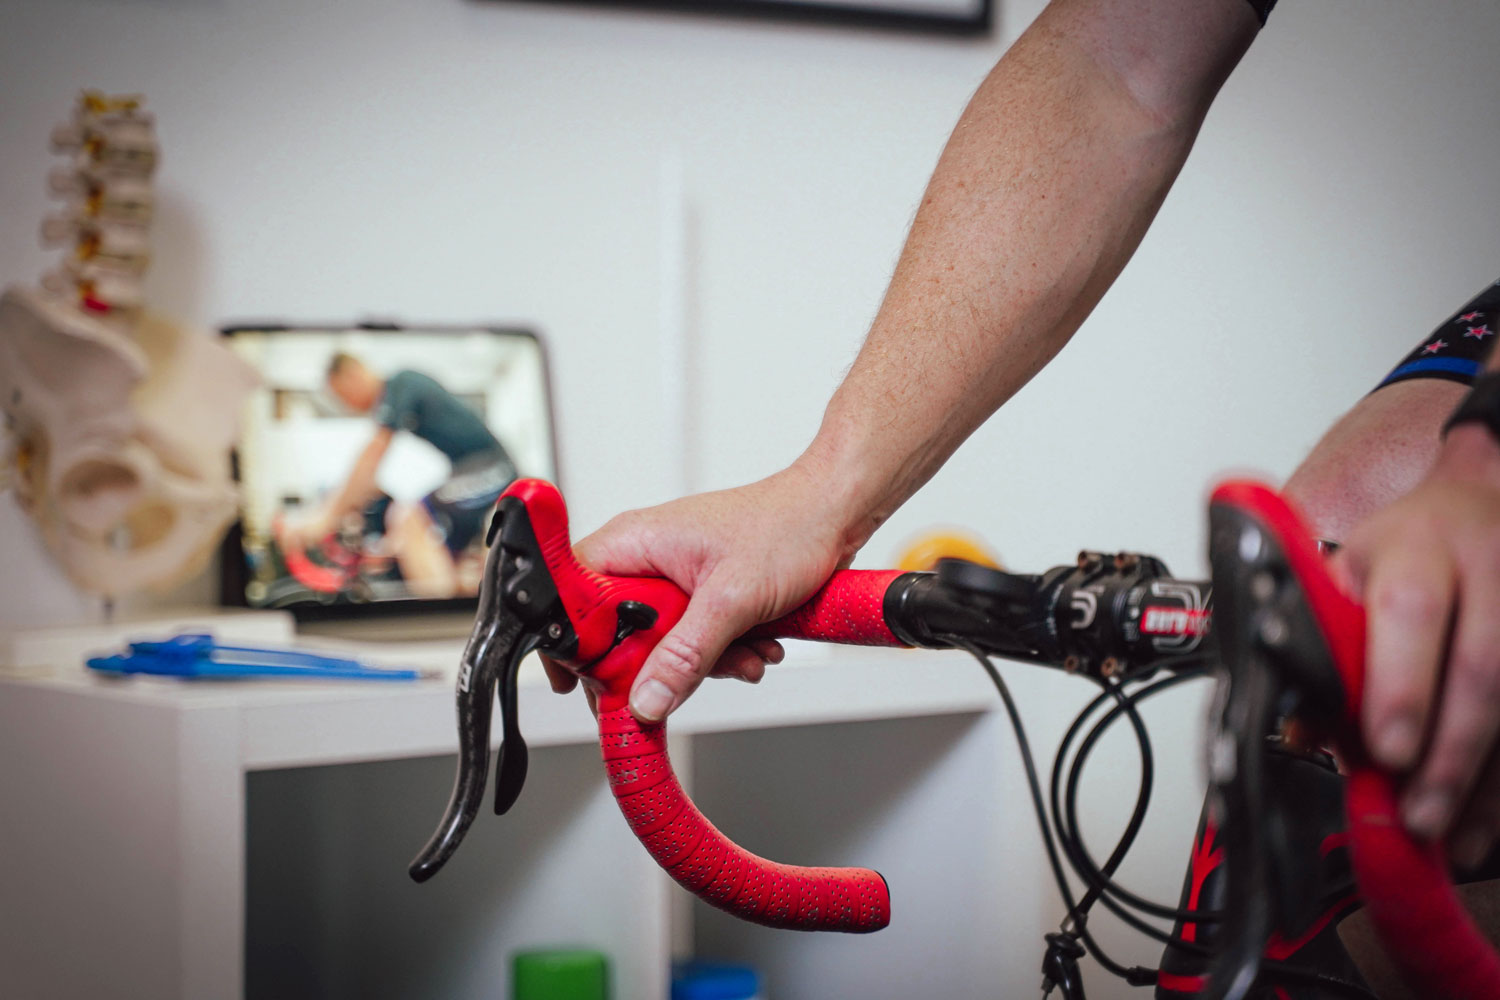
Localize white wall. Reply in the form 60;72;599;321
3;0;1500;994
4;0;1499;618
0;0;1009;621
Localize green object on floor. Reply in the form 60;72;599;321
512;949;609;1000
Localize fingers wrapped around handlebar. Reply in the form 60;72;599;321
1211;481;1500;1000
1345;767;1500;998
439;480;896;933
598;707;891;933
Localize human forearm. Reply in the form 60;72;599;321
799;0;1258;551
326;429;391;522
571;0;1261;722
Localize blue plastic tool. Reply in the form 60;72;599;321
87;632;436;681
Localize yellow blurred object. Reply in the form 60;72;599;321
81;91;143;115
896;530;1002;572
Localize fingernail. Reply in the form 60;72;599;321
631;679;674;722
766;646;785;665
1404;788;1453;839
1373;718;1421;770
1451;827;1491;871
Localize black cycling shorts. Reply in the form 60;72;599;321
421;452;518;556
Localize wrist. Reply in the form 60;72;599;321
792;416;904;557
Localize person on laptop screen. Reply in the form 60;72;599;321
279;352;517;598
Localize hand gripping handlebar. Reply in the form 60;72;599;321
1207;482;1500;1000
408;479;901;932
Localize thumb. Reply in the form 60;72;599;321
575;513;658;579
629;587;754;723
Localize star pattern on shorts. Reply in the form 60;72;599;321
1465;324;1494;340
1423;339;1448;354
1459;311;1483;323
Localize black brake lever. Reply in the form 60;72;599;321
1204;503;1282;1000
409;501;574;883
409;611;523;882
494;630;536;816
1203;499;1353;1000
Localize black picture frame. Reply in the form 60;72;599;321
498;0;993;36
218;321;561;624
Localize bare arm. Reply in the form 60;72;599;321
574;0;1262;721
325;426;394;527
807;0;1261;551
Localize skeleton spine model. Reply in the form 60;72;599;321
40;92;158;324
0;92;257;602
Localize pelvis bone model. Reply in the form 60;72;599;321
0;93;257;600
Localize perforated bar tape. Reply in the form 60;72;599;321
748;569;907;646
598;708;891;932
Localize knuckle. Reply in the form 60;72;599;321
605;503;647;525
590;511;640;548
651;631;709;684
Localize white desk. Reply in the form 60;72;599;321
0;640;1019;1000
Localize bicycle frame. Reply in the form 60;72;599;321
408;478;1500;1000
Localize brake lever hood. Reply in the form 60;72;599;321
408;493;575;883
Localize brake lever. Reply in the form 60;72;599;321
409;498;577;882
1205;487;1381;1000
1200;530;1282;1000
493;629;537;815
410;479;898;933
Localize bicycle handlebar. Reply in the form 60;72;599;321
409;479;896;932
408;478;1500;997
750;569;908;647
